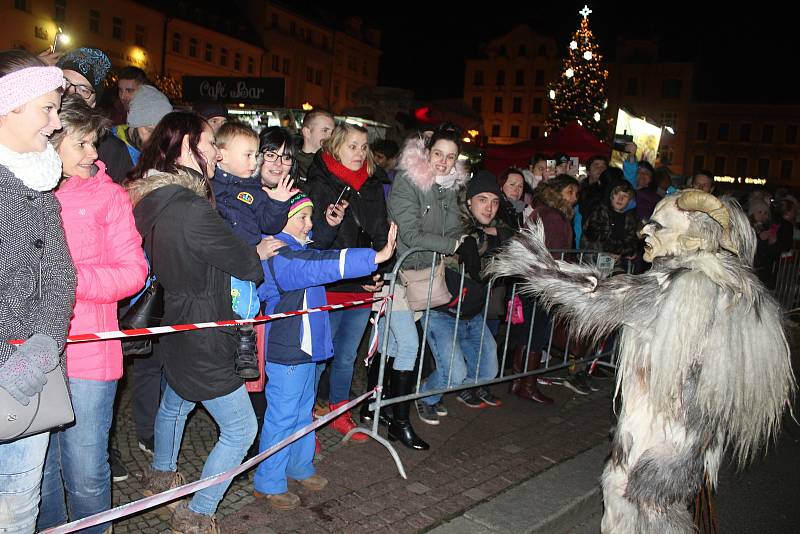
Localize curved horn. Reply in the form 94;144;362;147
675;190;730;230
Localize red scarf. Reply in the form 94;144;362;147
321;151;369;191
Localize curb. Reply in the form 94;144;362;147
427;442;607;534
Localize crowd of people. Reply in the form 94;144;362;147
0;45;797;534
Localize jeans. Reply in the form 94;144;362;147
152;383;256;515
378;310;419;371
421;310;498;406
253;362;316;495
37;378;117;534
315;307;371;404
0;432;49;534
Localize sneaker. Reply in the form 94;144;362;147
170;501;219;533
477;386;503;407
562;375;591;395
234;326;259;380
138;436;154;456
456;389;487;409
575;370;599;392
432;400;448;417
328;401;369;442
415;400;440;425
110;448;128;483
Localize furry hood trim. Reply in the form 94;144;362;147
397;137;469;192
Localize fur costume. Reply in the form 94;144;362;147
487;190;795;533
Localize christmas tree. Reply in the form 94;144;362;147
545;5;609;139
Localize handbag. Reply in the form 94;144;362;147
507;294;525;325
398;259;452;311
0;368;75;442
120;222;164;356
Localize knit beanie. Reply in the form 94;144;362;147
57;47;111;99
466;170;502;201
127;85;173;128
288;191;313;218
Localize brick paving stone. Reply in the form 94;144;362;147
93;363;615;533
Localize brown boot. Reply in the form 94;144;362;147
254;489;301;510
141;465;185;510
292;473;328;491
509;345;526;394
169;501;219;534
512;350;553;404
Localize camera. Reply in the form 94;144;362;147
613;133;634;152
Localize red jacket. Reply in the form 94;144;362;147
530;202;573;250
55;160;148;381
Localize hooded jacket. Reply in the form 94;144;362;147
128;168;263;401
211;167;290;247
304;150;389;291
259;232;377;365
56;160;148;381
388;138;469;271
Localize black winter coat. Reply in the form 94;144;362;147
304;152;389;292
129;169;263;402
582;204;640;258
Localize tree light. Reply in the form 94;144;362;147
593;112;601;122
565;68;574;78
570;40;578;50
583;51;593;60
549;89;556;99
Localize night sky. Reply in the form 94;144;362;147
339;2;797;104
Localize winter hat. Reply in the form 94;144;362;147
0;66;64;116
192;101;229;121
127;85;173;128
466;170;502;201
57;47;111;98
288;191;313;218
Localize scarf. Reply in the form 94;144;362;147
0;142;62;192
321;151;368;191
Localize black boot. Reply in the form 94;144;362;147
387;370;429;451
361;356;392;424
234;325;259;380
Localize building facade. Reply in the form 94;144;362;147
2;0;382;112
464;25;559;145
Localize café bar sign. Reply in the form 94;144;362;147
182;76;285;106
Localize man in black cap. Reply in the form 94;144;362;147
58;48;133;184
192;101;229;133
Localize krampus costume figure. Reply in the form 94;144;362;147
488;191;794;533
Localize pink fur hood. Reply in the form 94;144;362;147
397;137;470;192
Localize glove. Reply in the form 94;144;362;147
456;236;482;281
0;334;59;406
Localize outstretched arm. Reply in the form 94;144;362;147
486;220;662;343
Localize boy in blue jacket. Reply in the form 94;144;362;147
253;191;396;510
211;121;295;379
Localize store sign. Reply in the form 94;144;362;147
182;76;284;106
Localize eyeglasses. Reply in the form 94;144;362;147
64;79;95;99
262;151;293;166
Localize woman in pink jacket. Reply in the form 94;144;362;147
37;95;148;534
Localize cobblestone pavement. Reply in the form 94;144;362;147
107;363;614;534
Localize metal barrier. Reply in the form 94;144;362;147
774;251;800;311
345;247;627;475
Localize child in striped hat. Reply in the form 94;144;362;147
252;190;397;510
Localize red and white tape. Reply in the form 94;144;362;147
39;389;377;534
7;297;389;346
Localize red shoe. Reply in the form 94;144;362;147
328;401;369;442
315;435;321;455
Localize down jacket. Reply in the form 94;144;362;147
56;160;148;381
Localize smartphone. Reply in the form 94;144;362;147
569;157;580;176
613;133;634;152
51;29;66;54
334;186;351;207
546;160;556;173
